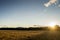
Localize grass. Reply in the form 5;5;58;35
0;30;60;40
0;30;44;40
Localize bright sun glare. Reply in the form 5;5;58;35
49;22;56;28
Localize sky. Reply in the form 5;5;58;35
0;0;60;27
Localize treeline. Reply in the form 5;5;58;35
0;27;49;30
0;25;60;31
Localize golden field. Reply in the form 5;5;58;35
0;30;44;40
0;30;60;40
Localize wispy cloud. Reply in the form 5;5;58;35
58;4;60;7
44;0;57;7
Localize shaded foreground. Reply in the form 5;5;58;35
0;30;60;40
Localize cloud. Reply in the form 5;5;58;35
44;0;57;7
58;4;60;7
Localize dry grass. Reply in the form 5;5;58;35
0;30;43;40
0;30;60;40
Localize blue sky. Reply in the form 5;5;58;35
0;0;60;27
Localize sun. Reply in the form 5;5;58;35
49;22;56;26
48;22;56;28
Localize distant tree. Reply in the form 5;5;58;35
33;25;37;27
54;25;60;31
55;25;60;28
